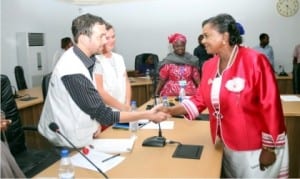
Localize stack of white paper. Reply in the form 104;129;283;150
91;138;135;153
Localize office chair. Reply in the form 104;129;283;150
14;66;28;90
134;53;160;98
42;73;52;100
1;74;60;178
134;53;159;73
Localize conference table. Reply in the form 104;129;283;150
276;73;293;94
129;77;152;106
281;95;300;178
34;100;223;178
16;86;300;177
15;87;52;149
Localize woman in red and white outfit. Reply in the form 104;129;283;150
162;14;289;178
155;33;200;97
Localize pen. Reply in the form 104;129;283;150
102;153;121;163
139;121;150;129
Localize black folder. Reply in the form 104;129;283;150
172;144;203;159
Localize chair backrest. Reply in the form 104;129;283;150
1;74;60;178
1;74;27;155
42;73;52;100
14;66;28;90
134;53;159;72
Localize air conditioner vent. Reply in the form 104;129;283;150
28;33;44;46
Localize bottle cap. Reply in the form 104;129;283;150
61;149;69;157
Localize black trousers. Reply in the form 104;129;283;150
292;63;300;94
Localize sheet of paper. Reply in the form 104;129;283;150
280;95;300;101
91;138;135;153
70;150;125;172
138;119;149;123
141;121;174;129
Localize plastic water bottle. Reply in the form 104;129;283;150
178;85;186;103
129;101;138;138
58;149;74;179
162;96;169;107
154;95;161;105
145;69;150;79
162;96;170;120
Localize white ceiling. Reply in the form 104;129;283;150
61;0;138;5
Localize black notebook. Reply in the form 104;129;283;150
172;144;203;159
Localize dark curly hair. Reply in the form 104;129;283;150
202;13;242;46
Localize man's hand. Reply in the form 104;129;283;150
93;125;102;139
122;104;131;112
148;104;171;123
0;119;12;131
152;104;170;114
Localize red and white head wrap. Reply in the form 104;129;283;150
168;33;187;44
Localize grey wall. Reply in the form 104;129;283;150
1;0;300;87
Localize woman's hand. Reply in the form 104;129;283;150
259;147;276;171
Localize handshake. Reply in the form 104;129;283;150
145;101;185;123
145;104;172;123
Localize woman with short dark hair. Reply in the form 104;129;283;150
160;13;289;178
